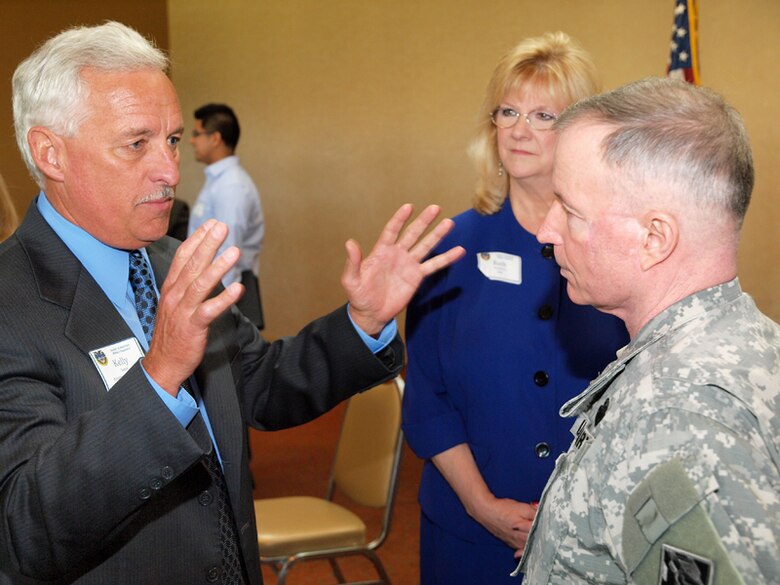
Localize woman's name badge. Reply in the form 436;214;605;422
89;338;145;391
477;252;521;285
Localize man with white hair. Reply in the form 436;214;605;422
514;77;779;584
0;22;463;584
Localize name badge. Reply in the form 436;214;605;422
477;252;521;285
89;338;145;391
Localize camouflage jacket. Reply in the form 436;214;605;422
516;279;779;584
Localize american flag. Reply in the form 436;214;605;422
667;0;700;84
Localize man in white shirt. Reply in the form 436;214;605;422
189;103;264;288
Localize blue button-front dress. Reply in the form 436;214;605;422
403;201;629;584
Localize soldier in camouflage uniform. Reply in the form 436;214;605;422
514;77;779;584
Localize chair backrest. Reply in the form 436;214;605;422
330;376;404;508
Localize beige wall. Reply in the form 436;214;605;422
0;0;169;220
3;2;776;335
170;0;780;338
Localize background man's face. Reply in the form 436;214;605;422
189;119;217;164
52;67;183;249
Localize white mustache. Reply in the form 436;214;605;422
136;187;175;205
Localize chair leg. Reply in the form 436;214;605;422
271;551;390;585
328;557;348;583
276;558;296;585
360;550;391;585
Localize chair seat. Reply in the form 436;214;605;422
254;496;367;557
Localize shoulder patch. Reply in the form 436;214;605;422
659;543;714;584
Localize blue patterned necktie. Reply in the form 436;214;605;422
128;251;157;343
127;250;246;585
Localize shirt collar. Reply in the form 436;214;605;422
36;192;141;309
204;154;239;180
630;278;742;349
559;278;742;418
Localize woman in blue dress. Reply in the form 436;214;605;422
403;32;629;584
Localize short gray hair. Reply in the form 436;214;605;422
12;21;169;187
556;77;754;225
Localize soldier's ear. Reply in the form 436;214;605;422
28;127;66;183
639;211;678;271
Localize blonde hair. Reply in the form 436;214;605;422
0;173;19;242
469;32;600;214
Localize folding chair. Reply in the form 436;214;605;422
254;376;405;584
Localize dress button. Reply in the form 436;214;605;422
161;466;174;480
541;244;554;260
198;490;213;506
537;305;554;320
138;487;151;501
535;442;551;458
206;566;221;582
533;371;549;386
150;477;163;491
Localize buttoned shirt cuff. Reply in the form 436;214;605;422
347;305;397;353
141;362;199;427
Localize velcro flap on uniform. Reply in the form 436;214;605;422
633;497;669;543
626;459;700;548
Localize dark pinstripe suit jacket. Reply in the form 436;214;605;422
0;203;403;584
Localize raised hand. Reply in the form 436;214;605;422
143;220;243;395
341;204;466;336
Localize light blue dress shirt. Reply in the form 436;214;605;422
188;155;264;287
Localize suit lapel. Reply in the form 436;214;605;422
18;204;136;368
66;270;137;359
